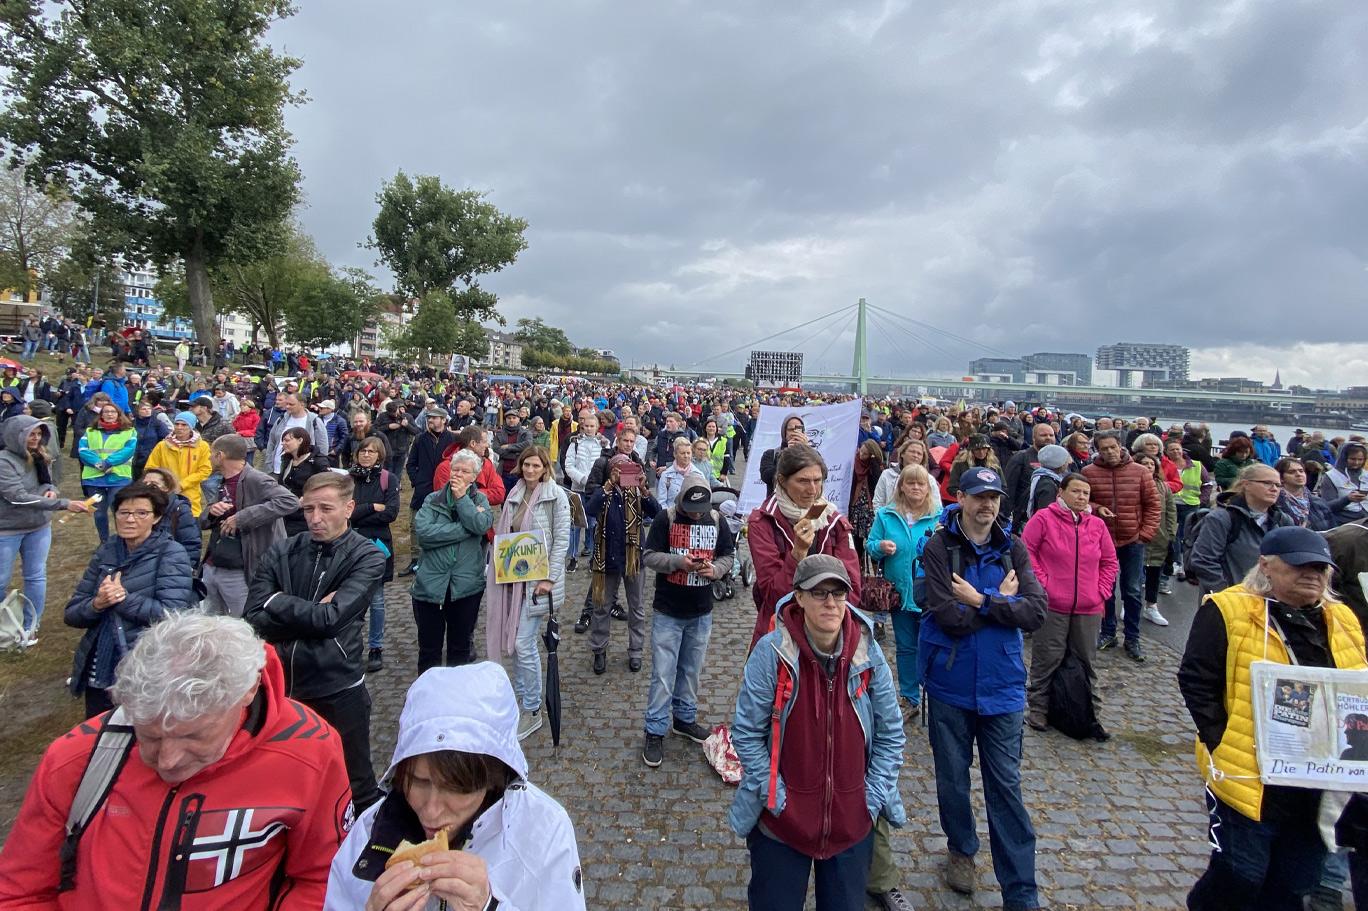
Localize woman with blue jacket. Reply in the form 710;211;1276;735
64;482;194;717
866;463;940;724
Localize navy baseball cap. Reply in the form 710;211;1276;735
188;393;213;407
1259;527;1332;566
958;467;1005;497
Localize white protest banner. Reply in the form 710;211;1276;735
739;399;862;515
447;353;470;376
1250;659;1368;791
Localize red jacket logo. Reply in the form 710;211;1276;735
184;807;301;892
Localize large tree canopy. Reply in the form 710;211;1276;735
385;291;489;364
514;317;574;356
281;266;382;351
367;172;528;323
0;0;305;349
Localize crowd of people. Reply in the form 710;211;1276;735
0;336;1367;910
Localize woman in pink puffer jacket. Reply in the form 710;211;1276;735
1020;473;1119;735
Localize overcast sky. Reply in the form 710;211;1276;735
270;0;1368;389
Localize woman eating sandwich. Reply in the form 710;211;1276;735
324;663;585;911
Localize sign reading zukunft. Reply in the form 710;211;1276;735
1250;659;1368;792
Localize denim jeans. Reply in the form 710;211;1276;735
82;484;119;543
926;696;1038;909
890;609;921;703
746;826;873;911
1100;540;1145;644
367;586;385;650
568;525;582;563
1187;789;1325;910
644;611;712;736
20;339;37;360
511;604;544;712
0;524;51;633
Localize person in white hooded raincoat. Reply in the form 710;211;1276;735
324;662;585;911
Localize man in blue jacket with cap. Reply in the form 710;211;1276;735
918;466;1047;911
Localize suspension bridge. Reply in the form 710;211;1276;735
658;298;1319;414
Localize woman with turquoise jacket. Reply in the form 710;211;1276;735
866;462;940;724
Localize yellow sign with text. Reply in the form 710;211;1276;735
493;530;550;584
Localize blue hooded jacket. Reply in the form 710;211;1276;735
917;505;1047;715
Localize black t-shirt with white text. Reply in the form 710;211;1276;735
644;509;736;620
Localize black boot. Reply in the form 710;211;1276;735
574;607;592;634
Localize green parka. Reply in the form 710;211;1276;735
411;483;493;602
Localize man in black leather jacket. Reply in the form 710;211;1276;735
245;470;387;811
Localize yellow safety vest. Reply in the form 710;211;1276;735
1196;585;1367;820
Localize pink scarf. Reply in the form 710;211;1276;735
485;480;541;658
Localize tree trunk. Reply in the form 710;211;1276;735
185;234;219;351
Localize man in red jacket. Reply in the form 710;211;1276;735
0;613;352;911
1082;431;1161;662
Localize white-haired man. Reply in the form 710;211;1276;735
0;612;352;908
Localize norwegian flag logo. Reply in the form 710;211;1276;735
183;807;301;892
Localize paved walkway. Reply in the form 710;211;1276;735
367;551;1216;910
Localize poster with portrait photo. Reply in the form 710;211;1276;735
1251;660;1368;792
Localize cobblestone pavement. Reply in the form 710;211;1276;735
366;548;1218;910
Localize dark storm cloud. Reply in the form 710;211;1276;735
271;0;1368;383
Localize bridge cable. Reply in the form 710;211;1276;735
687;303;856;367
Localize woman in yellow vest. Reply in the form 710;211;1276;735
143;412;213;517
1178;526;1367;909
75;402;136;542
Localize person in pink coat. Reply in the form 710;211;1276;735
1021;473;1119;738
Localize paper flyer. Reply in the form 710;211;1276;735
1250;660;1368;791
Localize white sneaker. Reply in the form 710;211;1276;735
1142;604;1169;626
517;709;543;741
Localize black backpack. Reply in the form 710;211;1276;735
1047;647;1098;740
1179;507;1242;586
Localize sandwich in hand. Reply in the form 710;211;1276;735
385;826;449;883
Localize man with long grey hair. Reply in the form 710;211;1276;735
0;612;351;907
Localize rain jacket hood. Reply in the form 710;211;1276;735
324;664;585;911
2;413;47;453
382;662;529;784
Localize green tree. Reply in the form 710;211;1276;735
367;172;527;323
0;168;81;296
0;0;306;350
514;317;574;356
215;224;327;348
44;254;124;326
386;291;489;363
281;266;381;350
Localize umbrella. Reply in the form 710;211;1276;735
0;357;20;371
538;591;563;747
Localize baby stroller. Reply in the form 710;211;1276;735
710;487;755;602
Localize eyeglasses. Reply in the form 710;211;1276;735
804;588;849;603
115;510;154;520
1247;479;1283;489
